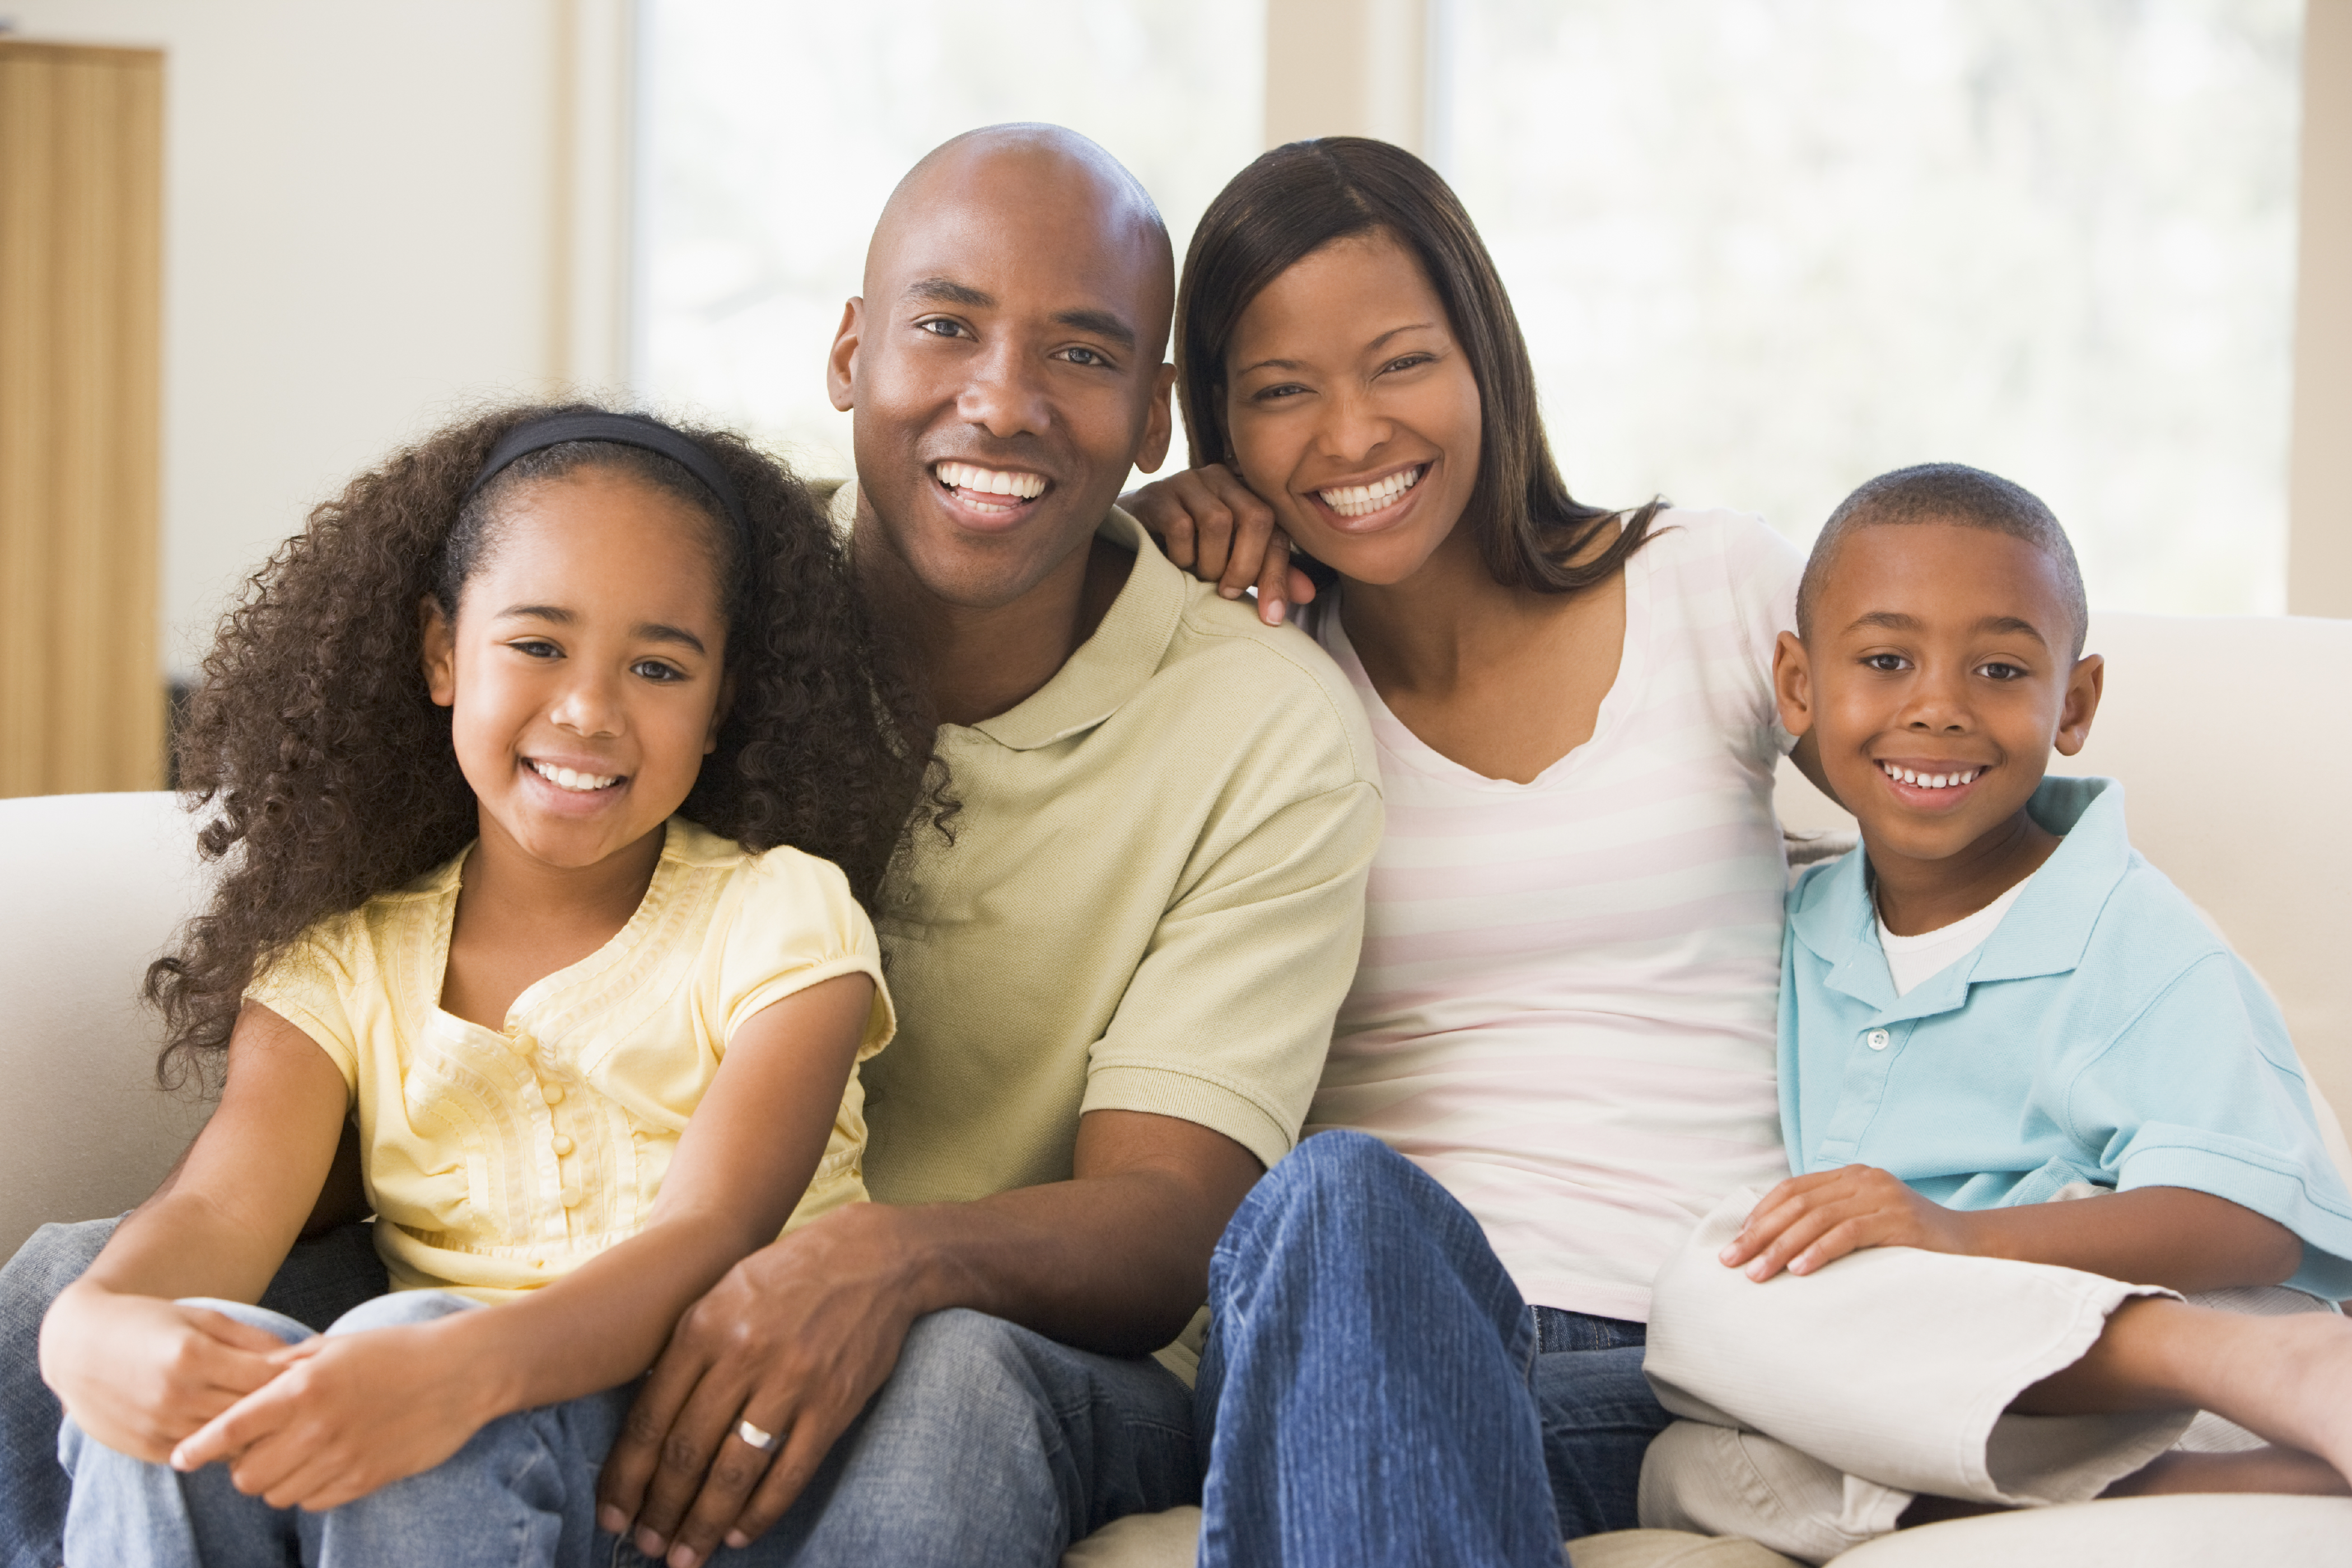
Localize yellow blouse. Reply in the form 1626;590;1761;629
247;818;893;1301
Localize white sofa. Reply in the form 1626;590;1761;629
5;611;2349;1566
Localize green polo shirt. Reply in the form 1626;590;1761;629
823;482;1383;1206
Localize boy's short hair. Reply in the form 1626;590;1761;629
1796;463;2089;660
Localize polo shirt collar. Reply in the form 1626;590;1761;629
832;482;1186;751
1790;774;2134;1018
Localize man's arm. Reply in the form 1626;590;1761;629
597;1110;1259;1563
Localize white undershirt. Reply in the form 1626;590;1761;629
1875;877;2032;996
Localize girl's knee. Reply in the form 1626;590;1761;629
325;1289;480;1335
176;1296;312;1346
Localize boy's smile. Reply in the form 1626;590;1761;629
1775;521;2104;935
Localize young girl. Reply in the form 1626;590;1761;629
36;405;937;1565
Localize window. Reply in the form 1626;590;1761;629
1435;0;2303;613
638;0;1266;483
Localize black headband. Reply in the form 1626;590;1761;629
465;412;750;538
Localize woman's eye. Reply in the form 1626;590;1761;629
1381;353;1434;375
632;660;685;683
1255;382;1308;402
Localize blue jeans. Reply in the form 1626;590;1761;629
60;1290;632;1567
1196;1131;1672;1568
1;1217;386;1568
6;1219;1197;1567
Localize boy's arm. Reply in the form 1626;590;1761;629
1720;1162;2300;1292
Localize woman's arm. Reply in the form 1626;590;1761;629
169;971;874;1511
39;1002;351;1460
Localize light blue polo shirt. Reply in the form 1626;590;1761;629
1781;775;2352;1300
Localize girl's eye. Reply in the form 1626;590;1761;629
632;659;686;683
1861;653;1908;673
511;639;561;660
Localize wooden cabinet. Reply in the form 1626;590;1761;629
0;40;163;797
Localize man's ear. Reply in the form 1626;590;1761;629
1133;362;1177;475
706;669;738;755
419;596;458;708
1772;630;1815;739
2052;651;2104;758
827;297;865;413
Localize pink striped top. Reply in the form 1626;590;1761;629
1306;508;1801;1322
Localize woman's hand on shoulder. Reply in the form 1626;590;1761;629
167;1317;494;1511
38;1283;288;1462
1718;1164;1976;1281
1121;464;1318;626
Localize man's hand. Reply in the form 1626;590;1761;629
1122;464;1317;625
596;1204;920;1568
168;1320;493;1511
40;1286;289;1462
1718;1165;1975;1281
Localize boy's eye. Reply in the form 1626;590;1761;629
1977;660;2028;680
1861;652;1909;673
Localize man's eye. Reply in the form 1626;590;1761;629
1060;346;1108;367
917;318;967;339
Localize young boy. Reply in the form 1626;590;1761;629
1635;463;2352;1563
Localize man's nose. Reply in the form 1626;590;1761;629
955;337;1052;440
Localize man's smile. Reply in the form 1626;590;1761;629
932;461;1051;525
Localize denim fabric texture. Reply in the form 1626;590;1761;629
1195;1131;1672;1568
60;1289;632;1568
607;1308;1200;1568
0;1217;386;1568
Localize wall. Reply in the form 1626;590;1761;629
3;1;569;677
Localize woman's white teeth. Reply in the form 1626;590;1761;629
1880;762;1978;790
531;760;618;792
936;461;1046;500
1318;465;1424;517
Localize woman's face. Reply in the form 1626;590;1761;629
1221;230;1483;586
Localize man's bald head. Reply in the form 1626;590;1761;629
865;124;1174;357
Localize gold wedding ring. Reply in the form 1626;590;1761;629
736;1418;776;1452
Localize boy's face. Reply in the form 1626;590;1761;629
1775;520;2103;868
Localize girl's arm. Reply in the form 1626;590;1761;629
38;1002;350;1460
1721;1163;2301;1293
1121;464;1317;624
169;971;873;1512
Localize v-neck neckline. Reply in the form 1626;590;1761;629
1322;540;1654;792
426;818;680;1039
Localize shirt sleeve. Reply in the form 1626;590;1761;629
717;848;895;1063
1080;774;1385;1172
244;920;363;1101
2064;951;2352;1299
1711;510;1805;759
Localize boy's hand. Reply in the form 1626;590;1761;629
39;1286;288;1462
170;1321;493;1511
1121;464;1317;625
1720;1165;1975;1281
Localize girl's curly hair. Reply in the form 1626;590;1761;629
150;401;944;1089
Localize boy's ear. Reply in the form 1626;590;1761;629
2052;651;2104;758
1772;630;1816;739
419;596;458;708
826;296;864;414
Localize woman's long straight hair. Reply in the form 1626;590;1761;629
1175;137;1660;594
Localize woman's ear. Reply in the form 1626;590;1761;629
2053;652;2104;758
1772;630;1815;739
418;595;458;708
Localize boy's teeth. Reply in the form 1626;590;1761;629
531;760;618;793
1879;762;1977;790
1318;465;1424;518
936;461;1046;500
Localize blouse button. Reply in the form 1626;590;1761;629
559;1183;582;1208
541;1083;564;1105
551;1133;575;1156
509;1032;536;1057
1865;1029;1891;1051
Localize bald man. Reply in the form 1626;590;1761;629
0;127;1380;1568
580;124;1381;1568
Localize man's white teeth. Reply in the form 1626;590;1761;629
531;760;618;793
1318;465;1425;518
936;461;1046;500
1880;762;1978;790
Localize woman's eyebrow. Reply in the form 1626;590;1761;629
1366;321;1438;350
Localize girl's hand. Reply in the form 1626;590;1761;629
170;1320;493;1511
1718;1165;1976;1281
39;1285;289;1462
1121;464;1318;626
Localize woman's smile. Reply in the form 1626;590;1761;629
1305;461;1432;531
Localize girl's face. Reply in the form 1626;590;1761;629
421;470;730;873
1221;230;1483;586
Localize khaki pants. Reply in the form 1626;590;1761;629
1637;1186;2328;1564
